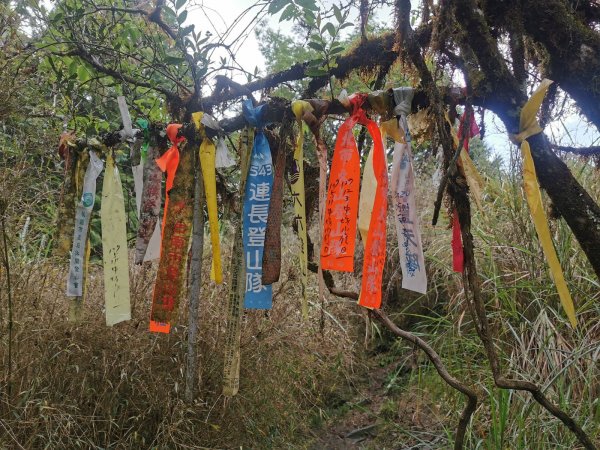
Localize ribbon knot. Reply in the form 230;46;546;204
392;87;414;117
242;99;267;129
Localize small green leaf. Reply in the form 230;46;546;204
268;0;288;15
322;22;336;37
340;22;354;29
332;4;343;23
330;45;344;55
180;25;194;36
165;56;185;65
295;0;318;11
303;9;316;26
68;59;78;76
175;0;186;10
279;4;296;22
307;41;325;52
177;10;187;24
77;65;90;83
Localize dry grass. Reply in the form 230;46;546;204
0;225;363;449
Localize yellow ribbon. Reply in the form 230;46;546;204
192;112;223;284
291;100;311;319
513;79;576;327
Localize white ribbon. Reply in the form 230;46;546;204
66;150;104;297
390;87;427;294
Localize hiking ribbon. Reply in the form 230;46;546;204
223;127;253;396
383;87;427;294
134;133;163;264
242;99;273;309
150;123;193;333
66;149;103;297
156;124;184;236
101;151;131;326
192;112;223;284
357;105;389;309
511;79;577;328
321;95;364;272
291;100;311;319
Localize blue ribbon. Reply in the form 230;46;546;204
242;100;273;309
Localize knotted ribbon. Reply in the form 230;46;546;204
192;112;223;284
291;100;311;319
242;100;274;309
156;124;184;237
150;123;194;333
380;87;427;295
511;79;577;328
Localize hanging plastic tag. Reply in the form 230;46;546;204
382;114;427;295
101;152;132;326
66;149;103;297
242;99;273;309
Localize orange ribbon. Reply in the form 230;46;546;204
321;94;389;308
321;95;365;272
156;123;184;238
358;117;388;309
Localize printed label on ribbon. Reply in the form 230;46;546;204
101;153;131;326
321;99;363;272
291;101;310;318
242;100;273;309
66;150;103;297
223;128;253;397
135;144;163;264
149;126;193;333
383;117;427;295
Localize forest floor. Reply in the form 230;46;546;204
308;347;447;450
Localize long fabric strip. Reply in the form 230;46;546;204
55;132;78;258
134;142;163;264
242;100;273;309
358;115;388;309
382;115;427;295
192;112;223;284
291;101;310;319
262;127;284;285
68;150;90;320
223;127;253;397
156;124;184;237
149;125;194;333
321;96;364;272
66;149;103;297
101;152;131;326
513;79;577;328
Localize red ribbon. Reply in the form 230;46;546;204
452;110;479;273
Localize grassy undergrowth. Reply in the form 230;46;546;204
1;150;599;449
